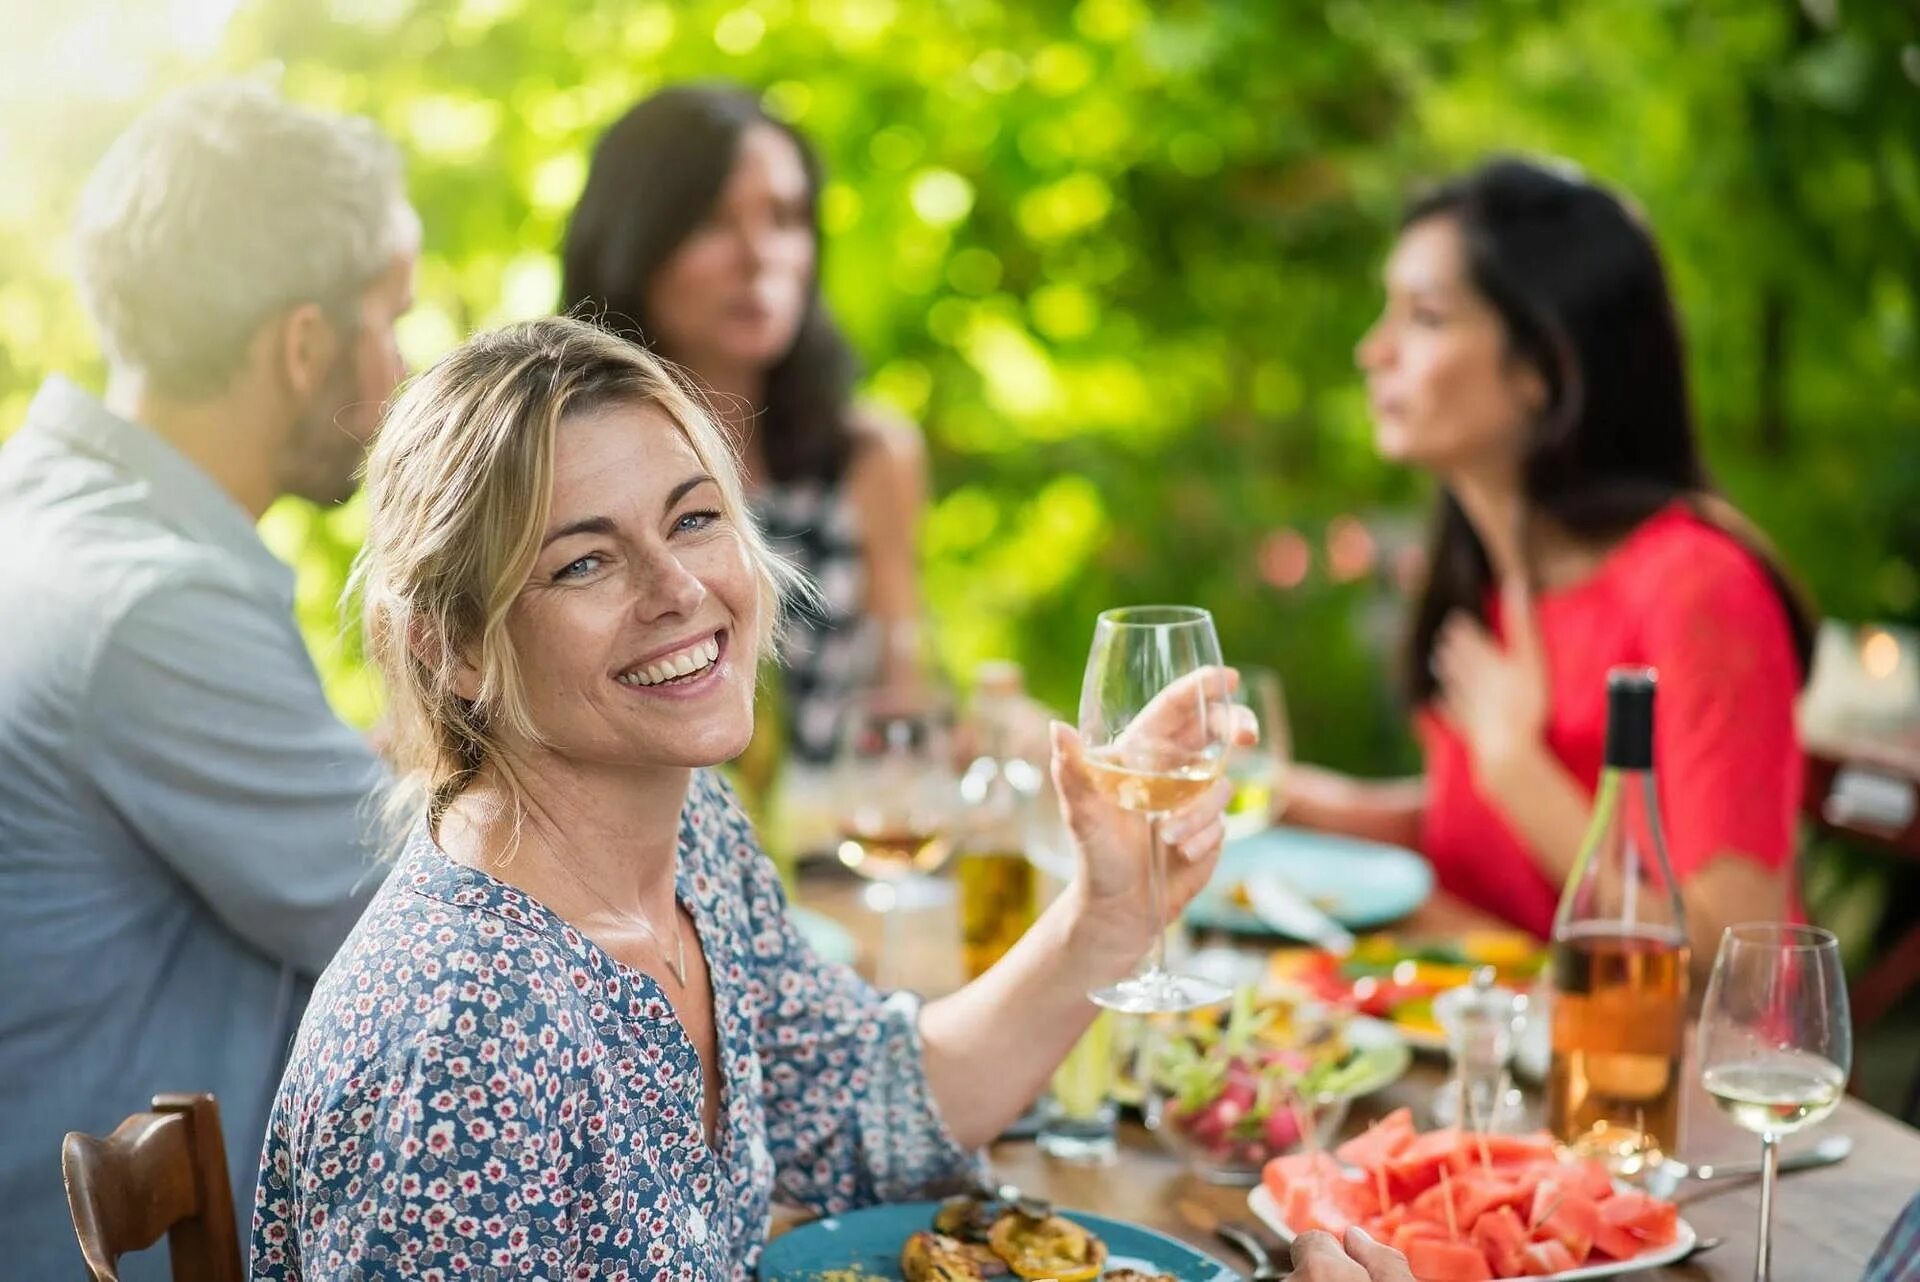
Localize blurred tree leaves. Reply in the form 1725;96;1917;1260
2;0;1917;769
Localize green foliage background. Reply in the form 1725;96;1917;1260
3;0;1918;774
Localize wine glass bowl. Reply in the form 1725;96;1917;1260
1082;742;1225;813
1224;664;1291;839
1078;605;1234;1014
833;693;958;881
832;689;960;985
1696;922;1851;1282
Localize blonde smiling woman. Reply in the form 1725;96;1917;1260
250;316;1249;1279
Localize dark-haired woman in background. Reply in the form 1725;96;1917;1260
1285;158;1816;970
562;85;926;763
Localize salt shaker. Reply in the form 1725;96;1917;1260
1431;966;1528;1132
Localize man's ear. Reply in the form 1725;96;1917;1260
275;301;343;401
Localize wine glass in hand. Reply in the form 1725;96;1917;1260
1697;923;1851;1282
1079;605;1234;1013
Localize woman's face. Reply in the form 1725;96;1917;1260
644;124;816;377
503;399;762;773
1356;215;1545;478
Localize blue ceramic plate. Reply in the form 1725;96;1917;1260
1184;826;1433;936
759;1200;1236;1282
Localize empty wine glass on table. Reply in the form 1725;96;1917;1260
1224;664;1291;841
1078;605;1235;1014
1697;923;1851;1282
833;688;960;987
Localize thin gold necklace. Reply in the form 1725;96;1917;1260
544;850;689;987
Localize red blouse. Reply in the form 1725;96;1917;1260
1416;505;1804;939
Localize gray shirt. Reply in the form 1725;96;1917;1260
0;377;386;1279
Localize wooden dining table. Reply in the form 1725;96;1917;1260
793;863;1920;1280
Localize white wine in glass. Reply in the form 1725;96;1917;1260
832;691;959;984
1223;664;1290;840
1703;1053;1846;1137
835;817;951;880
1083;747;1223;813
1078;605;1233;1014
1696;923;1851;1282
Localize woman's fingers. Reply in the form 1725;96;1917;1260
1120;665;1241;750
1160;777;1233;845
1170;816;1224;866
1048;720;1095;819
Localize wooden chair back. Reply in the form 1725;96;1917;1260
61;1093;243;1282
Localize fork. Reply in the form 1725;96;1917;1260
1177;1198;1288;1281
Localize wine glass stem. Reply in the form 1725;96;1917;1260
1142;811;1170;984
1753;1131;1779;1282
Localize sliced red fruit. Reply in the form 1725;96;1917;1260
1564;1158;1616;1202
1261;1151;1344;1206
1388;1218;1453;1258
1593;1219;1646;1262
1384;1127;1462;1201
1519;1239;1577;1276
1598;1190;1678;1244
1456;1176;1529;1230
1336;1107;1418;1173
1408;1171;1525;1239
1361;1206;1405;1241
1405;1238;1495;1282
1528;1185;1599;1265
1282;1184;1358;1237
1443;1131;1557;1176
1471;1205;1531;1277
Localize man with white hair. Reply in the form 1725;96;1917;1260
0;81;417;1275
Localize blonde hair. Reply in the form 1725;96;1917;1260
352;316;804;840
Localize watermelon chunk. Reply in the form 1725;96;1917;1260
1472;1205;1531;1278
1457;1176;1528;1230
1520;1240;1576;1276
1284;1183;1359;1237
1338;1107;1418;1173
1598;1190;1678;1246
1564;1158;1616;1202
1442;1131;1557;1175
1405;1238;1495;1282
1262;1151;1345;1206
1528;1184;1599;1265
1409;1171;1525;1238
1362;1205;1407;1242
1385;1127;1463;1201
1389;1218;1452;1258
1593;1219;1646;1262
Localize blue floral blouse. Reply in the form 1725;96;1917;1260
250;770;980;1280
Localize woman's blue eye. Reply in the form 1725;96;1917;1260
675;509;723;534
554;554;602;581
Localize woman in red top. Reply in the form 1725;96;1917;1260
1287;159;1816;970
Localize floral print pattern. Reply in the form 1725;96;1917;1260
251;770;980;1280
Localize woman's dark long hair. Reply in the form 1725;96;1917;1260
1399;158;1816;703
560;84;857;484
